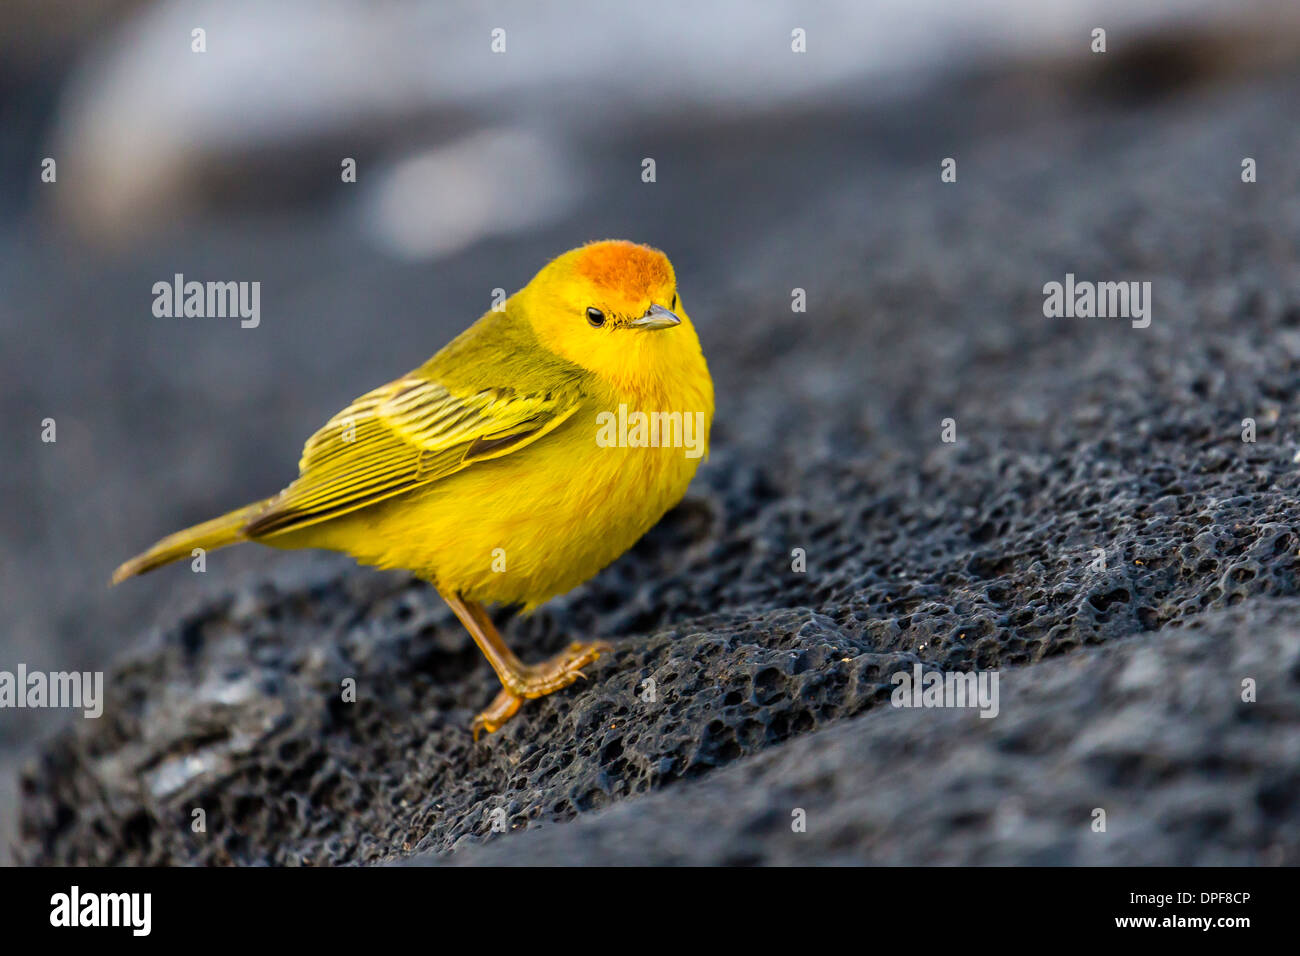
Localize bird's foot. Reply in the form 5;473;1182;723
506;640;613;698
471;688;522;741
471;640;612;740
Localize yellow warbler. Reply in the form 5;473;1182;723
113;240;714;736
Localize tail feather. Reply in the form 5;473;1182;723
110;501;267;585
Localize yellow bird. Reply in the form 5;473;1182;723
113;240;714;736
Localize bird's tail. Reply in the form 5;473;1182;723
110;500;268;585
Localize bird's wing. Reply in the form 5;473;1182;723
244;375;582;537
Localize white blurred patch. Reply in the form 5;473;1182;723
359;129;574;261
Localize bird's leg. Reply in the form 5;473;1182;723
439;591;611;739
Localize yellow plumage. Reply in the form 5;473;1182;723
113;240;713;736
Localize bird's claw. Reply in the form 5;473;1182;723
470;639;614;739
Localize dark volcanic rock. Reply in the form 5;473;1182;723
422;601;1300;866
18;69;1300;865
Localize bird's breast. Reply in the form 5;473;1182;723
344;388;711;609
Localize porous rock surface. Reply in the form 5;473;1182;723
427;602;1300;866
18;70;1300;865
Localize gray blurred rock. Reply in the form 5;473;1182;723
44;0;1300;242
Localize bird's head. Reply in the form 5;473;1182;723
515;240;699;390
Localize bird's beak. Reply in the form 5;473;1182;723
629;303;681;330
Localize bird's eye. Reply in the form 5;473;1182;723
671;293;678;309
586;307;605;328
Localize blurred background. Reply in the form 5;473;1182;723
3;0;1299;864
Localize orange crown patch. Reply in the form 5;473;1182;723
572;240;673;295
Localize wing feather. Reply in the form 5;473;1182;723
244;376;580;537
